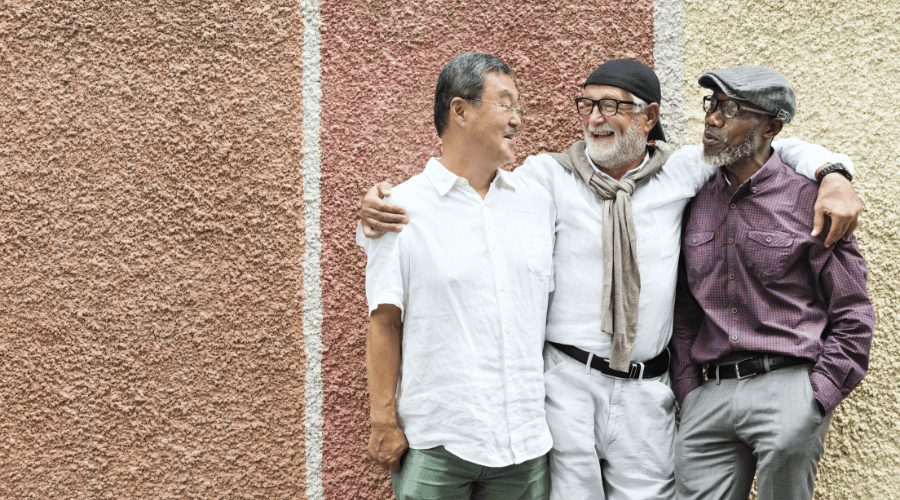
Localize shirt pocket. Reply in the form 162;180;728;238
683;231;716;284
746;230;795;283
514;226;553;280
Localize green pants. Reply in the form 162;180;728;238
391;446;550;500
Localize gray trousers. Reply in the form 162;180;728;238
675;364;833;500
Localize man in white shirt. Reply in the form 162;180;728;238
359;59;861;499
360;52;556;499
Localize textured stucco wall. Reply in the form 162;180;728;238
319;1;655;497
0;1;307;498
684;0;900;497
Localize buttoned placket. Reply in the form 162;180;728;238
725;184;740;342
481;184;528;462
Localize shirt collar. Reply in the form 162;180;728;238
583;147;650;181
423;158;517;196
716;150;785;190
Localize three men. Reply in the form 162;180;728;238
671;66;875;500
361;52;553;499
360;57;862;499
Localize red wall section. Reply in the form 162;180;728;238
318;1;655;497
0;1;306;497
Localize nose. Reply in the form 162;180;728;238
705;109;724;128
509;109;523;128
587;105;608;126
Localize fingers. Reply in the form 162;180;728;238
845;218;859;240
811;206;825;238
824;218;848;248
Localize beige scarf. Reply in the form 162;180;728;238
549;141;673;372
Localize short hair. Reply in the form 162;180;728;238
434;52;514;137
627;92;648;113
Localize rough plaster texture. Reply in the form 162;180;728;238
654;0;686;148
319;1;655;497
301;0;324;498
683;0;900;497
0;1;307;498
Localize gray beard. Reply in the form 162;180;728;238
584;119;646;168
702;123;764;166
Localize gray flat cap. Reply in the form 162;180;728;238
698;65;796;123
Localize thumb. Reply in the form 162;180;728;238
811;206;825;238
376;182;392;199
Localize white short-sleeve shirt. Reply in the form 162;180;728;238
359;158;557;467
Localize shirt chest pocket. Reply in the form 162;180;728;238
514;225;553;280
683;231;715;285
746;230;795;283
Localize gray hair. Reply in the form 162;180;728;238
434;52;514;137
627;92;648;113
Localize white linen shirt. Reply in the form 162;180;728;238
514;138;852;362
358;158;557;467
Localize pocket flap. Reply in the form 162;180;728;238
748;230;794;248
685;231;715;247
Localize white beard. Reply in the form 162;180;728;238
584;119;646;168
702;122;765;166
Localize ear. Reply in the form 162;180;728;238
449;97;469;129
643;102;660;134
762;117;784;139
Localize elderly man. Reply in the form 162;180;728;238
359;59;861;499
671;66;875;500
360;52;554;499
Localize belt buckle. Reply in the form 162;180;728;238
734;357;758;380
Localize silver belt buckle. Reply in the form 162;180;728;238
735;357;757;380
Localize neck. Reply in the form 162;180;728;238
723;145;772;187
596;150;648;181
439;141;499;198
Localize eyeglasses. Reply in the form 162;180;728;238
702;95;772;120
466;98;526;117
574;97;638;116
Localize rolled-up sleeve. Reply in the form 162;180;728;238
357;221;408;318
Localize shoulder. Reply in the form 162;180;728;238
385;173;432;209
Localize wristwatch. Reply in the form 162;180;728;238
816;162;852;183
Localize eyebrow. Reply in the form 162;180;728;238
497;90;518;101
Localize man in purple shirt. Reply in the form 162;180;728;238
671;66;875;500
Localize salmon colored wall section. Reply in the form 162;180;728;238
318;1;655;497
683;0;900;497
0;1;306;498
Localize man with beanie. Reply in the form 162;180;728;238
671;66;875;500
359;59;862;499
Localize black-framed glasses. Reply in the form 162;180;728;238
465;98;526;117
574;97;638;116
703;95;772;120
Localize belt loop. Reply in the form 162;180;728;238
637;362;645;382
585;353;594;374
715;365;721;385
763;354;772;373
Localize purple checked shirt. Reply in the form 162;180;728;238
671;151;875;414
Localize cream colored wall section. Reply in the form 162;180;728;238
684;0;899;497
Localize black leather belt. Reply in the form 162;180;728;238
548;342;669;380
705;354;811;381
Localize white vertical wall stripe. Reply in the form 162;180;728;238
654;0;686;148
301;0;324;497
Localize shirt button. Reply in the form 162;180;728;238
730;203;737;209
751;187;757;193
731;308;738;314
766;237;772;243
508;370;514;376
693;237;698;243
500;286;506;291
732;335;738;340
729;274;735;280
729;238;734;244
504;328;510;334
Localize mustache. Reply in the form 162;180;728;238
704;127;725;141
505;127;518;136
587;124;616;135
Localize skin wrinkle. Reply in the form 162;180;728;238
584;117;648;169
702;116;765;167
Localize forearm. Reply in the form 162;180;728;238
367;305;403;425
810;241;876;413
774;137;854;180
